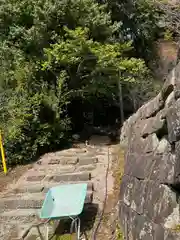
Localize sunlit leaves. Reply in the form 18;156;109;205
42;26;147;97
0;0;154;165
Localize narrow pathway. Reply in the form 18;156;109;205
0;135;117;240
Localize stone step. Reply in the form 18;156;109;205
37;156;79;165
0;202;95;223
43;182;94;193
1;221;55;240
77;152;97;158
9;182;94;194
49;156;79;165
78;157;98;165
75;164;96;172
0;209;40;222
46;171;91;182
25;171;91;183
12;185;44;194
33;165;76;174
0;190;93;210
32;163;96;175
26;174;45;182
85;191;93;203
0;191;94;222
58;148;88;154
36;156;99;167
0;194;44;209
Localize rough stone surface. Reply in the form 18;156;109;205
12;185;44;194
0;209;39;221
85;191;93;203
43;182;94;193
167;100;180;143
0;198;44;209
0;139;116;239
76;164;97;172
78;157;98;165
48;159;60;164
47;172;91;182
46;156;78;165
26;174;45;182
120;61;180;240
58;157;79;165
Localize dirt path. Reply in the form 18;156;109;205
0;135;123;240
93;145;124;240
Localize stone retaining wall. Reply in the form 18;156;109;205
120;62;180;239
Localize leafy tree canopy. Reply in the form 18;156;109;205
105;0;163;60
0;0;159;165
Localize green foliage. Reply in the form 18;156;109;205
0;0;157;165
42;26;147;101
0;86;70;164
106;0;163;60
52;234;75;240
172;224;180;232
163;29;173;41
116;223;124;240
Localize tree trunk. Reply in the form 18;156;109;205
131;89;138;112
118;74;124;124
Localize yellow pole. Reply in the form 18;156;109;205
0;131;7;174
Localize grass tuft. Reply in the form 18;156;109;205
52;233;76;240
116;223;124;240
172;224;180;232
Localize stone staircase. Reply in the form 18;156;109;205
0;143;114;239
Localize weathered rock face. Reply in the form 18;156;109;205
119;62;180;240
153;40;178;80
